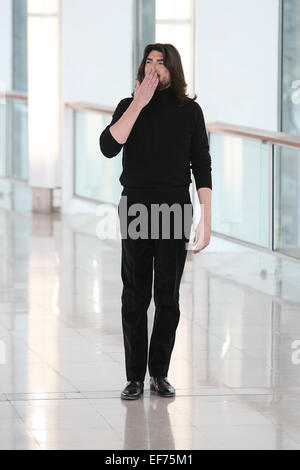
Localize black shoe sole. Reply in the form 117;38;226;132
120;392;144;400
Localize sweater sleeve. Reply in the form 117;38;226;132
189;103;212;190
99;99;128;158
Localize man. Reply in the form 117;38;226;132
99;43;212;400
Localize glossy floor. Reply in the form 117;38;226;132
0;209;300;450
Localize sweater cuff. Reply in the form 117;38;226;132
194;174;212;190
100;126;123;157
108;127;123;153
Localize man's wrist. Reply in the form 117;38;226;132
200;205;211;221
130;100;143;113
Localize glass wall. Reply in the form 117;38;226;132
274;144;300;259
12;0;28;93
279;0;300;260
133;0;195;95
210;130;300;261
0;97;28;182
133;0;155;87
0;1;29;186
7;98;28;180
210;132;270;248
0;98;5;177
74;110;123;205
281;0;300;135
155;0;195;96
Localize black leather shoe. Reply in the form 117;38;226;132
121;380;144;400
150;376;175;397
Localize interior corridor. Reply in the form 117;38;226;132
0;208;299;450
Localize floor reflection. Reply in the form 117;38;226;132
121;395;176;450
0;207;299;449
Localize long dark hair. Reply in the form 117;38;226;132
131;43;197;107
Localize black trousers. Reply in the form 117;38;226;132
118;197;193;381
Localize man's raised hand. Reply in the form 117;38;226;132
133;70;159;110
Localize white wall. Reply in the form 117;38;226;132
195;0;279;131
62;0;133;107
61;0;133;214
0;0;12;91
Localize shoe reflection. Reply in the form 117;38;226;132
120;393;176;450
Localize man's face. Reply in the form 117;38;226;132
144;51;171;90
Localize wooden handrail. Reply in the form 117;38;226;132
65;103;300;148
0;91;27;100
65;102;114;114
207;121;300;148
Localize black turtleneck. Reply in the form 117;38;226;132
99;86;212;203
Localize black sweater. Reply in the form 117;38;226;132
99;86;212;203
